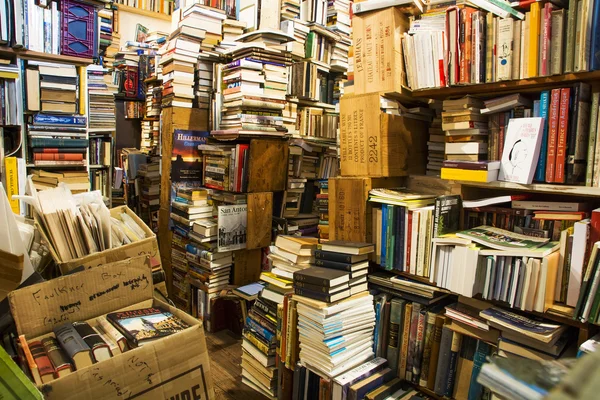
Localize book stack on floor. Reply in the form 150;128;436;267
87;65;117;131
30;170;90;194
137;160;160;232
27;114;88;168
241;289;280;398
294;291;376;379
315;180;329;240
267;235;319;281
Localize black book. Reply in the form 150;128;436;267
294;279;349;294
314;249;369;264
40;75;78;85
292;364;306;400
293;266;350;287
313;258;369;272
307;370;320;400
433;195;462;238
434;326;453;396
294;286;350;302
320;241;375;255
72;321;113;362
444;331;463;397
255;298;278;319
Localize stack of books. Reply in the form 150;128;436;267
315;180;329;240
195;59;213;110
281;20;308;59
287;214;320;237
87;66;117;131
280;0;300;20
295;292;376;378
30;170;90;194
222;19;246;41
315;241;373;295
267;235;318;280
98;6;114;59
144;80;162;119
427;102;444;176
140;120;160;153
25;61;79;115
187;247;232;297
138;161;160;232
180;4;226;55
282;99;299;135
327;0;352;72
199;143;250;192
27;114;88;168
241;291;278;398
105;32;121;66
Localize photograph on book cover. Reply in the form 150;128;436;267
171;129;209;182
218;204;247;251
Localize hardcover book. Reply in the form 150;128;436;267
53;323;94;370
498;117;544;184
293;266;350;287
106;307;190;347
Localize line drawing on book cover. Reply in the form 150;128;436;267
217;204;247;251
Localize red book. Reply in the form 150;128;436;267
555;88;571;183
545;89;562;182
29;341;55;384
540;3;553;76
462;7;476;84
33;153;84;161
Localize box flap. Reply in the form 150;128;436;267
9;256;154;337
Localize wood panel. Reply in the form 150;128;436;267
247;139;288;192
232;248;262;286
159;107;208;297
246;192;273;250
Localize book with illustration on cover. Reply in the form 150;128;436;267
106;307;190;347
456;226;550;251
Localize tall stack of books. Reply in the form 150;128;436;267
195;59;213;110
427;102;444;177
138;161;160;232
113;51;141;99
87;66;117;131
281;0;300;20
295;292;376;378
222;19;246;41
98;6;114;60
315;180;329;240
180;4;226;55
105;32;121;67
241;290;278;398
144;80;162;119
267;235;319;280
327;0;352;72
281;19;308;59
30;170;90;194
282;99;299;135
315;241;372;294
27;114;88;168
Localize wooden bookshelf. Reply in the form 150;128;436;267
454;179;600;197
412;70;600;99
0;47;94;65
116;4;171;21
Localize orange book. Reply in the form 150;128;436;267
19;335;42;386
33;153;84;161
459;7;476;84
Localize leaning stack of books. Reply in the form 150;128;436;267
427;104;444;176
98;7;115;61
295;292;376;378
267;235;319;281
314;241;373;296
180;4;226;55
241;291;279;399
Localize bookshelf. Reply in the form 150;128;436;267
0;47;94;66
412;70;600;99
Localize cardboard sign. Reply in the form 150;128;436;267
9;257;154;338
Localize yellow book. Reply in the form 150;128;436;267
78;66;86;116
440;167;498;183
4;157;20;214
0;71;18;79
528;2;541;78
260;272;293;288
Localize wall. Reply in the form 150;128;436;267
117;10;171;42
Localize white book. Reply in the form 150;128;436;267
445;142;487;154
520;15;529;79
498;117;544;184
512;20;522;79
567;219;590;307
496;18;513;81
409;210;420;274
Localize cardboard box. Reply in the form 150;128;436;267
352;8;410;97
339;93;428;177
36;205;161;275
8;257;215;400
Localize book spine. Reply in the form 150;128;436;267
551;10;565;75
243;331;272;355
294;280;338;293
293;287;335;302
586;92;600;186
404;303;421;381
411;309;427;384
385;299;404;372
528;2;541;77
485;13;494;83
381;205;388;267
406;212;413;271
398;303;412;379
443;331;462;397
434;326;453;396
427;316;445;391
459;9;467;84
246;316;275;342
33;113;86;126
313;259;353;271
467;341;491;400
314;250;353;263
565;0;577;72
386;206;395;270
591;0;600;71
534;91;551;181
496;18;513;81
540;3;552;76
29;341;55;378
555;87;571;183
4;157;20;214
546;88;562;182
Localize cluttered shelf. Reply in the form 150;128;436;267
115;4;171;21
412;70;600;99
454;179;600;197
0;46;94;65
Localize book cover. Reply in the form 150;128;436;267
434;325;453;396
293;266;350;287
545;89;562;182
398;302;412;379
534;91;551;181
411;308;427;383
496;18;513;80
28;341;55;383
528;2;541;77
498;117;544;184
566;83;592;184
555;87;572;183
106;307;190;346
405;302;421;381
444;331;463;397
41;337;73;378
433;195;462;237
386;298;405;372
456;225;549;251
217;204;247;252
171;129;209;182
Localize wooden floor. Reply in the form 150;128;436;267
205;330;268;400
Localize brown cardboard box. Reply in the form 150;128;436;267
8;257;214;400
352;8;410;97
339;93;428;177
36;205;161;275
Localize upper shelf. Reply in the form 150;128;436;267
116;4;171;21
0;47;94;65
412;70;600;99
455;179;600;197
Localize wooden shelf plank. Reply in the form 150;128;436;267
412;70;600;99
455;179;600;197
0;46;94;65
116;4;171;21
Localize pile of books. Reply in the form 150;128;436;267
144;80;162;119
98;6;114;60
282;99;299;134
27;114;88;168
327;0;352;72
267;235;318;280
280;0;300;20
87;66;117;131
241;290;278;398
138;161;160;232
281;20;308;59
222;19;245;41
195;59;213;110
426;102;444;176
25;61;79;115
295;292;376;378
140;120;160;153
315;180;329;240
30;170;90;194
89;137;111;167
180;4;226;55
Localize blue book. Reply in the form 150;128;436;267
245;316;275;342
534;91;550;181
33;114;87;126
591;0;600;70
380;205;388;267
373;301;382;353
533;100;541;117
468;341;491;400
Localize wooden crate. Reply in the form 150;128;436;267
339;93;428;177
247;192;273;249
329;176;404;243
159;107;209;297
232;248;262;286
247;138;289;192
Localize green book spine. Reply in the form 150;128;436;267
0;346;43;399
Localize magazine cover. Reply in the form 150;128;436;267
106;307;189;345
498;117;544;184
456;226;549;251
171;130;209;182
217;204;247;251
